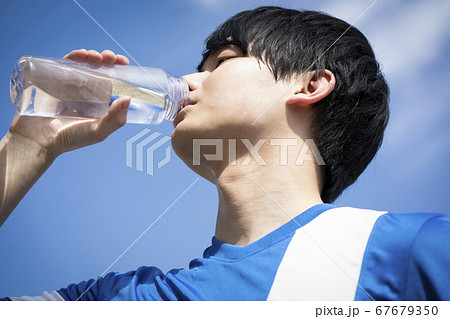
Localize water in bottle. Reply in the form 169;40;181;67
10;56;189;124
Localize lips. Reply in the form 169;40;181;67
173;103;194;128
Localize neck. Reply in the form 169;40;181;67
213;158;324;247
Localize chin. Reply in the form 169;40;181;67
171;122;221;183
171;131;212;183
171;121;197;163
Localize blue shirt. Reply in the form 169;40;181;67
2;204;450;301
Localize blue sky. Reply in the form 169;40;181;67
0;0;449;297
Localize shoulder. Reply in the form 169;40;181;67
405;213;450;300
404;212;450;263
354;208;450;301
371;211;450;244
58;266;168;301
363;209;450;263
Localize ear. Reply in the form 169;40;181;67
286;70;335;108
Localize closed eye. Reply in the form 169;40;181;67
200;45;244;72
217;56;235;67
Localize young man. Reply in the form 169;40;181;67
1;7;449;301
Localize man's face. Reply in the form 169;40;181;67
173;45;291;133
171;44;298;177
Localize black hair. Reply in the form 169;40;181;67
198;6;390;203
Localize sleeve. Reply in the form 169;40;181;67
1;266;168;301
0;278;107;301
405;214;450;300
1;290;65;301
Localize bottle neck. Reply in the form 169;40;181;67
165;74;189;121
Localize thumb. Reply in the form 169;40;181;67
93;96;131;141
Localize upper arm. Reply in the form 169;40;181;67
2;266;168;301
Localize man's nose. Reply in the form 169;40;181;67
182;72;209;91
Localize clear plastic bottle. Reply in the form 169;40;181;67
10;56;189;124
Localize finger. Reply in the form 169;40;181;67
63;49;88;62
92;96;131;141
86;50;103;64
115;54;130;65
101;50;116;65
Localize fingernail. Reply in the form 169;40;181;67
120;55;129;63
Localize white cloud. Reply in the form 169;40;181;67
322;0;450;78
367;1;450;149
369;2;450;78
323;0;387;25
191;0;228;9
396;124;450;177
323;0;450;177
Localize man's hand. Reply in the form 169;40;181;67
8;49;131;159
1;49;131;227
